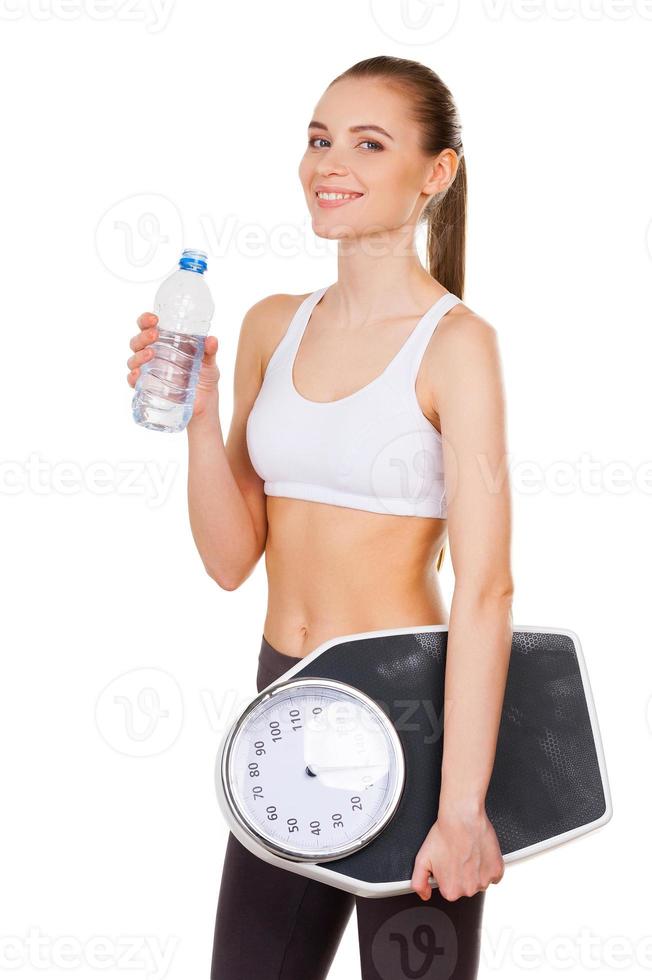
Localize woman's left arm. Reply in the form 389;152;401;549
411;310;513;902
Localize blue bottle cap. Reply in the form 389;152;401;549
179;249;208;274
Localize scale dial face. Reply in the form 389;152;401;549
221;677;406;861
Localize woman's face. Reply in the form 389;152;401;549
298;76;447;241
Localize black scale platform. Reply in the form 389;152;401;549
276;627;610;885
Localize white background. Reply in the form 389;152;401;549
1;1;650;978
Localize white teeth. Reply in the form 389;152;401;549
317;191;360;200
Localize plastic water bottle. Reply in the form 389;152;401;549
132;249;215;433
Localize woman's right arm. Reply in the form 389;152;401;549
186;296;271;589
127;296;284;590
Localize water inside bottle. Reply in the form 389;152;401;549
132;328;206;433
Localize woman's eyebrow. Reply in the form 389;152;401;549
307;120;394;141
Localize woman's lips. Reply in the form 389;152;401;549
314;192;364;209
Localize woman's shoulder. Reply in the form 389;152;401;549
435;296;498;349
243;289;312;321
241;289;313;332
420;297;503;414
237;289;314;373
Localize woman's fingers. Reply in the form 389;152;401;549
127;313;159;387
130;325;158;353
137;311;158;330
127;346;154;371
127;321;217;391
130;312;159;353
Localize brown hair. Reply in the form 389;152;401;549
328;55;466;300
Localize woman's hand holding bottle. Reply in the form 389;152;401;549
127;312;220;427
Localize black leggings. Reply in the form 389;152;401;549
210;635;485;979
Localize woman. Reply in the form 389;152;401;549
127;55;512;980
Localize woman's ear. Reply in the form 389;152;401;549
422;148;459;196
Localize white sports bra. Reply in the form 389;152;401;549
246;284;462;518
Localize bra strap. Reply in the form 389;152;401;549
288;285;330;345
407;292;462;385
265;286;330;376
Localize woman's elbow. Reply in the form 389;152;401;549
490;580;514;601
202;565;234;591
204;557;260;591
455;578;515;604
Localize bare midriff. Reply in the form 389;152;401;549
262;495;449;659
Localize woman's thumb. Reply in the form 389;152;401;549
411;859;433;901
203;335;218;361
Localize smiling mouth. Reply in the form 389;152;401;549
316;190;363;199
314;190;364;207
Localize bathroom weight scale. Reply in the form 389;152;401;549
215;625;612;898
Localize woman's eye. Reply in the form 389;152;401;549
306;137;383;152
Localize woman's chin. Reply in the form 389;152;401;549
310;218;358;241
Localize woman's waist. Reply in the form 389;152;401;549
262;501;448;656
263;570;448;658
262;607;448;659
265;544;444;604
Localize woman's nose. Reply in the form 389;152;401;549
317;156;349;177
315;145;351;175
